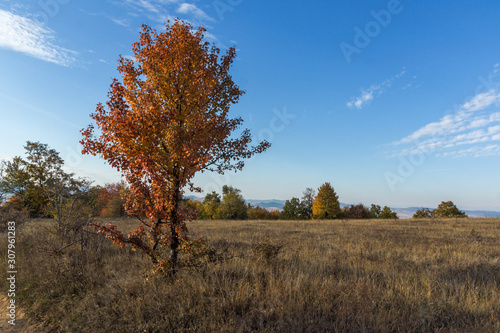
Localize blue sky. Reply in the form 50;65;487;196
1;0;500;211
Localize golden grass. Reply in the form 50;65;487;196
2;217;499;332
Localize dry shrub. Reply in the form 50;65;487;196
0;205;28;232
252;238;282;262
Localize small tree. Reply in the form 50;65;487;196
312;182;341;219
413;207;432;218
299;187;315;219
97;182;128;217
215;185;247;220
378;206;398;219
81;20;270;268
281;197;301;220
343;204;370;219
247;205;271;220
200;191;221;219
0;141;89;219
0;142;58;217
369;204;381;219
431;201;467;218
1;142;98;246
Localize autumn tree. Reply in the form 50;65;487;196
200;191;221;219
96;182;128;217
342;204;370;219
81;20;269;269
312;182;341;219
215;185;248;220
247;205;271;220
431;201;467;218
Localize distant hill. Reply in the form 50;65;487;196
463;210;500;218
185;195;203;202
393;207;500;219
245;199;286;210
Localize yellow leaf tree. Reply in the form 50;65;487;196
312;182;341;219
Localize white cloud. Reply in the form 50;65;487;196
177;3;214;22
392;65;500;158
398;90;500;145
443;144;500;158
462;89;500;112
488;125;500;134
115;0;220;44
110;17;129;27
347;90;374;109
122;54;137;62
0;9;77;66
490;112;500;122
203;31;218;42
126;0;161;13
121;0;215;26
346;70;406;109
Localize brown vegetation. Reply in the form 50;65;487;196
1;217;499;332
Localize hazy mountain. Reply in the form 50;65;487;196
393;207;500;219
245;199;286;209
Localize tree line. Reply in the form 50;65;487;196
1;142;471;223
193;182;399;220
413;202;467;218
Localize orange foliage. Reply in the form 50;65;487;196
97;182;127;217
81;20;270;266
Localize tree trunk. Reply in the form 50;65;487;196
169;175;182;270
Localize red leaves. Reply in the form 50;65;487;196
93;223;126;248
80;19;270;265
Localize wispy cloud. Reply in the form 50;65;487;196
111;0;225;47
346;70;406;109
126;0;162;13
110;17;130;27
0;9;77;66
119;0;215;27
177;3;214;22
393;65;500;158
402;75;422;90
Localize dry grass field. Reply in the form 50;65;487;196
1;217;499;332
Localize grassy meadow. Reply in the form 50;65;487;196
1;217;499;332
